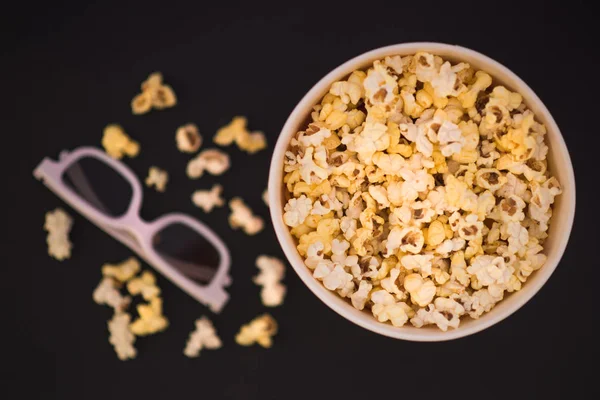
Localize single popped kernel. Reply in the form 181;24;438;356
145;166;169;192
262;188;269;206
102;257;141;282
254;255;286;307
44;208;73;261
235;314;278;348
127;270;161;301
187;149;230;179
280;52;563;330
229;197;264;235
131;72;177;114
129;297;169;336
214;116;267;154
108;312;137;361
183;317;222;358
192;184;225;213
102;124;140;159
176;123;202;153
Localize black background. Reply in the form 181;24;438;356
6;1;598;399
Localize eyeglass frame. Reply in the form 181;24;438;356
34;147;231;313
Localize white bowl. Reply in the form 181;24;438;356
268;42;576;341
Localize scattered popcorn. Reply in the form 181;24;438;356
281;52;563;330
93;277;130;311
214;116;267;154
176;123;202;153
262;188;269;206
102;257;141;282
235;314;278;348
192;184;225;213
229;197;264;235
108;312;137;360
127;271;161;301
254;255;286;307
187;149;230;179
102;124;140;159
145;166;169;192
183;317;222;358
131;72;177;114
129;297;169;336
44;208;73;261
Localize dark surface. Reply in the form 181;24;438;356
6;2;598;399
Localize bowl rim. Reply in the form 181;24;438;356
268;42;576;341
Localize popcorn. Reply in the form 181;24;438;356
410;297;465;331
102;124;140;159
183;317;222;358
145;166;169;192
235;314;278;348
254;256;286;307
283;195;313;227
102;257;141;282
131;72;177;114
403;274;436;306
281;52;563;330
127;271;160;301
371;290;412;327
129;297;169;336
108;312;137;360
401;254;434;276
262;188;269;206
187;149;230;179
93;277;131;311
44;208;73;261
214;116;266;153
313;263;352;291
176;123;202;153
192;184;224;212
351;280;373;310
229;197;264;235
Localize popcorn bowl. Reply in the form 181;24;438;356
268;42;575;341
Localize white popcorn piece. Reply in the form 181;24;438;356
380;268;405;299
254;255;286;307
299;126;332;147
102;257;141;283
305;241;325;269
283;195;313;227
313;263;353;291
262;188;269;206
93;277;130;311
187;149;230;179
401;254;434;276
415;52;437;83
351;280;373;310
44;208;73;261
229;197;264;235
183;316;222;358
363;61;398;106
145;166;169;192
437;120;464;157
299;146;329;184
410;297;465;331
467;255;513;290
371;290;412;327
436;238;466;256
108;312;137;360
192;184;225;213
386;226;425;255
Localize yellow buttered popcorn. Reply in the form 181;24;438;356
131;72;177;114
102;257;141;283
280;51;563;331
129;297;169;336
101;124;139;159
214;116;267;154
235;314;278;348
127;271;161;301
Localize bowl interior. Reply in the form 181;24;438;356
268;43;575;341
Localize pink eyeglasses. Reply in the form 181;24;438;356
34;147;231;312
